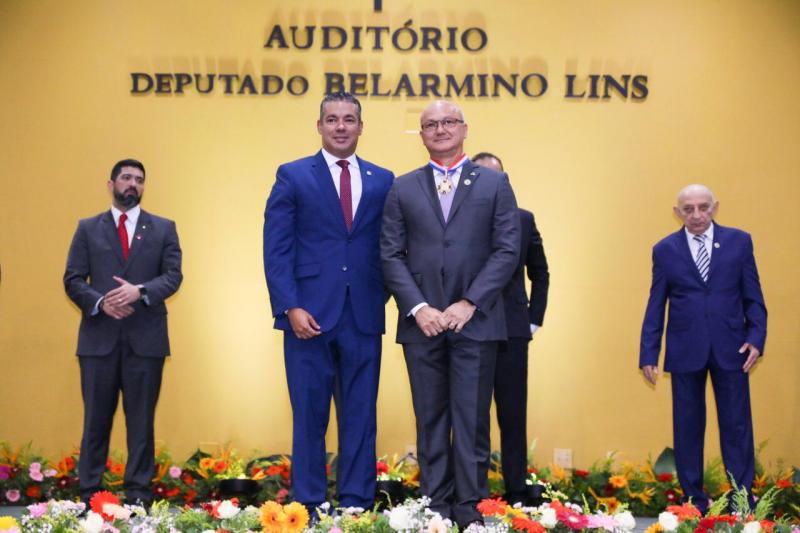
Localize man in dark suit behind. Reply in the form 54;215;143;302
472;152;549;505
64;159;182;505
381;101;520;527
639;184;766;512
263;93;394;511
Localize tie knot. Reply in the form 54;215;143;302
693;234;705;242
336;160;349;169
119;213;128;225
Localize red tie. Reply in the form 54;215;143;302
118;213;130;260
336;160;353;232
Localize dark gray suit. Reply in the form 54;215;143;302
64;209;182;502
495;208;549;502
381;162;519;525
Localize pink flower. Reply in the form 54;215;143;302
43;469;57;478
587;514;617;532
5;490;20;503
168;465;182;479
29;463;44;482
27;502;49;518
0;466;10;480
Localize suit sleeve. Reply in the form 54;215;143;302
526;212;549;326
380;181;427;315
639;246;668;368
263;166;299;317
740;234;767;353
141;220;183;306
463;174;520;311
63;221;104;314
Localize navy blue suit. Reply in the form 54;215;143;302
640;222;766;509
264;151;393;509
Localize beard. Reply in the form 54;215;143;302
114;188;142;208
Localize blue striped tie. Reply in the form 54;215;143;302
693;234;709;282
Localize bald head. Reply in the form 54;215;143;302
677;184;716;205
674;184;718;235
419;100;468;164
421;100;465;123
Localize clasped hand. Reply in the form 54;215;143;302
100;276;140;320
415;299;476;337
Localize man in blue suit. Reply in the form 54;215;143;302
263;93;394;511
639;184;767;512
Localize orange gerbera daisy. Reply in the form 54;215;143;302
476;497;508;516
643;523;663;533
283;502;309;533
259;501;285;533
609;475;628;489
89;490;121;521
199;457;215;470
511;516;545;533
666;502;702;520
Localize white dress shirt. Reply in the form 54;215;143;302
321;148;362;217
684;223;714;261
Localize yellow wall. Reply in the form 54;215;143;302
1;0;798;469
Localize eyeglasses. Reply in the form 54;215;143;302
420;118;464;133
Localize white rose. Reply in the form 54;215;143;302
217;500;240;519
540;508;558;528
427;515;449;533
658;512;679;532
389;506;413;530
80;512;105;533
615;511;636;531
743;522;761;533
103;503;132;520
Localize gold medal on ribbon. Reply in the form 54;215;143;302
437;177;453;195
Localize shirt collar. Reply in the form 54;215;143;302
111;205;141;226
321;148;359;170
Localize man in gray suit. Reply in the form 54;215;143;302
381;101;520;527
64;159;182;505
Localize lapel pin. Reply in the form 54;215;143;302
470;171;476;176
464;179;472;186
136;235;142;240
714;242;720;248
366;170;372;176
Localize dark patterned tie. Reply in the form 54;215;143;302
336;160;353;232
693;234;709;282
118;213;129;260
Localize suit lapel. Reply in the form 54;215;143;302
447;163;480;223
124;211;151;273
311;151;348;234
351;157;372;234
102;210;125;265
416;165;445;227
707;222;723;283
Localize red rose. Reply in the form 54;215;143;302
574;469;589;478
26;485;42;499
658;473;674;482
376;461;389;475
665;489;678;502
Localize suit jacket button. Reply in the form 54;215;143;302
342;265;348;271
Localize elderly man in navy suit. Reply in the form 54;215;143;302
263;93;394;511
639;184;767;512
381;101;520;527
64;158;183;506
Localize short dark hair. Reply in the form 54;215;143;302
319;92;362;121
471;152;503;171
110;159;145;181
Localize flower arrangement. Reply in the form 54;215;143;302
1;441;797;521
